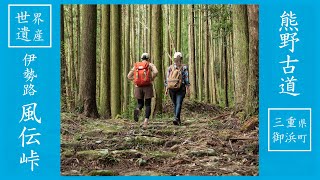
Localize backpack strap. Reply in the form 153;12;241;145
179;64;184;71
144;61;150;68
168;64;174;76
174;64;184;72
170;64;174;70
135;62;139;79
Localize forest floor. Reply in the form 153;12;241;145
60;100;258;176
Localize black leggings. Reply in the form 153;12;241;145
137;98;152;119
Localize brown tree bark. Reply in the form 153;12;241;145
204;5;209;103
197;5;203;101
110;5;122;118
151;5;163;115
232;5;249;110
173;5;178;51
148;5;152;54
73;5;80;108
123;5;131;111
66;5;75;110
61;5;67;110
177;5;182;51
223;27;229;107
245;5;259;117
100;5;111;118
79;5;99;118
188;5;197;100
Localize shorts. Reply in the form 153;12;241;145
134;84;154;99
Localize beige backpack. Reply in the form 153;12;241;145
167;65;183;90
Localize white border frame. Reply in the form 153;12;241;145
268;108;312;152
8;4;52;48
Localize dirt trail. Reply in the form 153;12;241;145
61;101;258;176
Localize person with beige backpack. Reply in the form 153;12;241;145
165;52;190;125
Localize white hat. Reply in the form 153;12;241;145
141;53;149;60
174;52;183;58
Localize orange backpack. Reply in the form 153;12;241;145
134;61;152;87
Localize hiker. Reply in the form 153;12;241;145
165;52;190;125
127;53;158;128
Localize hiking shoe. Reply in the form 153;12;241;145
173;118;179;126
134;109;140;122
143;120;148;129
173;118;181;126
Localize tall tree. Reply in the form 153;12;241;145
96;5;102;105
218;11;223;104
76;5;81;95
63;6;72;111
222;6;229;107
204;5;209;103
143;5;148;52
123;5;131;111
73;5;80;108
165;5;171;66
137;6;141;59
79;5;99;118
245;5;259;117
232;5;249;110
100;5;111;118
209;20;217;104
61;5;67;109
177;5;182;51
66;5;75;110
227;8;234;107
130;5;135;98
110;5;122;118
173;5;178;51
197;6;203;101
188;5;197;100
151;5;163;115
148;5;152;53
131;5;136;64
223;26;229;107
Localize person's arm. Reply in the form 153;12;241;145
183;65;191;96
183;65;190;86
127;67;135;80
150;63;158;80
164;66;171;95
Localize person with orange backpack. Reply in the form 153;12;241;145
165;52;190;126
127;53;158;128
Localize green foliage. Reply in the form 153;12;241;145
121;97;136;119
148;151;176;159
208;119;223;129
89;170;119;176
